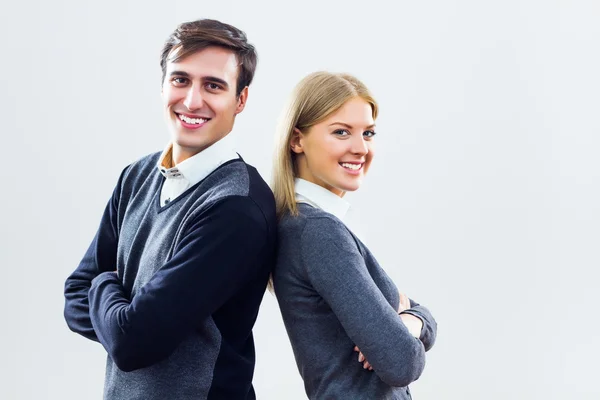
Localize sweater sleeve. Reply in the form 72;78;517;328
63;167;127;342
87;196;271;372
402;300;437;352
301;217;426;388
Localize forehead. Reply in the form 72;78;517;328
322;97;374;127
166;46;239;83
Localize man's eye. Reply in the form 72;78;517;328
171;77;188;86
206;83;221;90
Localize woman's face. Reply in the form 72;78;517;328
293;97;376;197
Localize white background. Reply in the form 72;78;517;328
1;0;599;399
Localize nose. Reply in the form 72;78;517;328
183;85;203;110
350;133;369;156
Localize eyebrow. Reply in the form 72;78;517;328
329;122;376;130
168;70;230;89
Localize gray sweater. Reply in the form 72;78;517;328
273;203;437;399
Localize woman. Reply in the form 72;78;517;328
272;71;437;399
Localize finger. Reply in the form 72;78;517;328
363;361;371;369
400;293;410;310
358;352;364;363
398;293;407;312
354;346;359;352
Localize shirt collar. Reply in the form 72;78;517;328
156;133;239;185
294;178;350;221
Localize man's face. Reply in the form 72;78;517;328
162;46;248;163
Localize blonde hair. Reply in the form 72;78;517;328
271;71;379;219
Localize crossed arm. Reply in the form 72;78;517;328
301;217;437;387
357;293;437;370
64;188;270;372
64;169;125;343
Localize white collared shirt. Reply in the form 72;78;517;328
294;178;350;221
294;178;370;243
157;134;239;206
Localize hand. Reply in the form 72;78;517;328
354;346;373;371
397;292;422;338
398;292;411;313
400;313;423;339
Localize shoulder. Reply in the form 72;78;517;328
191;158;277;236
115;151;161;188
108;151;161;201
203;159;273;201
198;159;275;225
124;151;161;177
281;204;359;255
277;206;364;283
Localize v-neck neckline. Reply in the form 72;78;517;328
155;156;243;213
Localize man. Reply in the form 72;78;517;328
64;19;276;400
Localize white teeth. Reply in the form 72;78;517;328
341;163;361;170
178;114;207;125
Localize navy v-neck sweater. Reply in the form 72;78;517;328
64;152;277;400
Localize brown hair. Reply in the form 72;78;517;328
160;19;258;96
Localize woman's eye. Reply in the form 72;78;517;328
333;129;350;136
363;130;376;138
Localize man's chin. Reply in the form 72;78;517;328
169;138;209;160
172;130;209;147
170;128;229;154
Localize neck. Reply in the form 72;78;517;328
172;144;202;165
296;163;345;198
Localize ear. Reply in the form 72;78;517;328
235;86;249;114
290;127;304;154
